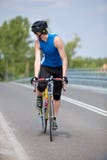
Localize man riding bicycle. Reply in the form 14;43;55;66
31;20;68;130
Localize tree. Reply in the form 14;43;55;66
0;16;30;80
65;34;81;67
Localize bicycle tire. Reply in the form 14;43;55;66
49;95;54;141
41;108;48;133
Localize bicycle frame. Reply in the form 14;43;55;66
34;75;62;141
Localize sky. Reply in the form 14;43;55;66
0;0;107;58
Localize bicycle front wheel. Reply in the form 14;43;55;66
48;95;54;141
41;108;48;133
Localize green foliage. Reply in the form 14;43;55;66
0;16;106;81
0;16;31;80
64;34;107;69
71;56;107;68
65;34;81;67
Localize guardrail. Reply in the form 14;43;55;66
67;69;107;88
15;68;107;89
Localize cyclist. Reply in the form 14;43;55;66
31;20;68;130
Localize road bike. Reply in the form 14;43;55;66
33;76;62;141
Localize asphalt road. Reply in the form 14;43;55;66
0;82;107;160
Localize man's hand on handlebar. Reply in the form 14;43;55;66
31;76;38;85
62;76;68;91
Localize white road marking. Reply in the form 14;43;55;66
1;83;106;159
0;112;30;160
61;96;107;117
12;82;107;117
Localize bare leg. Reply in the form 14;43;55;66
53;99;61;117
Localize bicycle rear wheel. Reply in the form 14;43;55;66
49;95;54;141
41;108;48;133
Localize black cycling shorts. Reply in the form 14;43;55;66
37;65;63;100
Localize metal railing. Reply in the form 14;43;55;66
15;68;107;89
67;68;107;88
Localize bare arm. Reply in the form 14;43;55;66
54;36;68;77
34;40;41;77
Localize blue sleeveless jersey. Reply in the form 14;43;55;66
39;33;62;67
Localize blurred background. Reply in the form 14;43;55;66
0;0;107;81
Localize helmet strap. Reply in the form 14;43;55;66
38;33;42;39
38;29;48;39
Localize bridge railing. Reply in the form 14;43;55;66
15;68;107;89
67;68;107;88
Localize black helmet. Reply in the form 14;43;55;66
31;21;48;34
